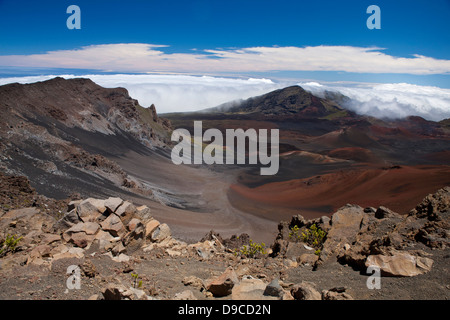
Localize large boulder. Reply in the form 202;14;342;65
406;187;450;249
100;213;125;237
104;197;123;213
339;187;449;274
290;282;321;300
136;205;152;221
409;186;450;221
319;204;367;263
206;267;239;297
115;201;136;226
122;219;145;254
62;222;95;248
263;278;284;298
231;277;269;300
145;219;160;239
76;198;106;222
322;287;354;300
375;206;401;219
150;223;171;243
63;221;99;239
365;249;433;277
54;209;79;229
173;290;197;300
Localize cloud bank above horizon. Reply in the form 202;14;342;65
1;43;450;75
0;74;449;121
299;82;450;122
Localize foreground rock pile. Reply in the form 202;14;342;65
274;187;449;278
0;181;449;300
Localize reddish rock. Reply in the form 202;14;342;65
206;267;239;297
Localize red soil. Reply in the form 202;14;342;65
328;147;376;163
228;165;450;222
369;125;416;138
279;150;347;164
423;150;450;163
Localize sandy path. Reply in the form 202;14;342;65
112;150;279;243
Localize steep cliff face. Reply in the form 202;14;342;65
0;77;172;199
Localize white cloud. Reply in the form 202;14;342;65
0;74;287;113
0;43;449;75
299;82;450;121
88;74;288;113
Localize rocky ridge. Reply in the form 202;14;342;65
0;77;172;199
0;172;448;300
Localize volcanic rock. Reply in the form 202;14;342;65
231;276;268;300
365;249;434;277
206;267;239;297
290;282;321;300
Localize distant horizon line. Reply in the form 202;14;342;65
0;71;449;90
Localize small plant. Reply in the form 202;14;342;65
234;239;267;258
0;234;23;257
289;225;301;241
302;224;326;249
131;272;143;289
289;224;326;248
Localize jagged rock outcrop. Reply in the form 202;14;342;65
0;192;174;268
271;187;449;278
407;186;450;248
56;197;169;261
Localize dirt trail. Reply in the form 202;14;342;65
112;150;278;243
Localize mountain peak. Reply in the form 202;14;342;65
0;76;172;149
220;85;345;119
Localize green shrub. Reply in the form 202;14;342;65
289;225;301;241
235;239;267;258
0;234;23;257
302;224;326;248
131;272;143;289
289;223;326;249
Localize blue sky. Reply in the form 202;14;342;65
0;1;449;74
0;0;449;118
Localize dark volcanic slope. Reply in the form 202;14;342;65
0;77;172;199
214;85;345;119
